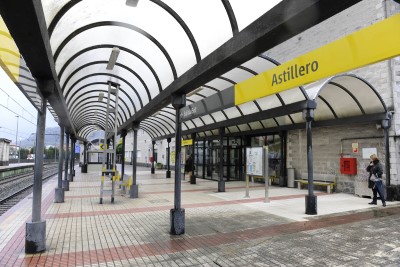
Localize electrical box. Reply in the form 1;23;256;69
340;158;357;175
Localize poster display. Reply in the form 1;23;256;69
246;147;264;176
362;147;377;159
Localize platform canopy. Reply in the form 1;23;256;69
0;0;368;140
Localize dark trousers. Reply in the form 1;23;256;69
372;179;385;204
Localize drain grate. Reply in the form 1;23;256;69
148;199;169;203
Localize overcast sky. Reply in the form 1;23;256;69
0;67;59;145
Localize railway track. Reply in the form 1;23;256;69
0;164;60;216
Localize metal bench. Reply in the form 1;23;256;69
295;172;336;193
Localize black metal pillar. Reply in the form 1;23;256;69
166;137;171;178
218;127;225;192
69;136;74;182
55;125;65;203
151;140;155;174
304;108;317;215
26;97;47;253
382;113;392;185
106;139;111;169
202;140;206;179
72;139;76;177
170;94;185;235
120;130;127;186
279;131;286;187
63;133;70;191
81;141;88;173
190;133;196;184
129;122;140;198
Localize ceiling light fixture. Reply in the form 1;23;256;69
106;47;120;70
98;92;104;101
126;0;139;7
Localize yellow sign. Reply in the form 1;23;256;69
0;16;20;81
182;139;193;146
235;14;400;105
100;143;104;150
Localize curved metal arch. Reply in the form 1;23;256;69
71;104;122;126
58;44;162;93
149;0;201;62
221;0;238;35
53;21;177;79
312;74;388;113
77;123;105;135
72;107;115;124
48;0;201;63
69;94;129;123
76;117;109;133
329;81;365;114
317;95;338;119
79;125;104;138
65;73;143;109
62;61;152;103
158;113;176;127
139;122;158;138
75;114;117;132
0;47;20;58
236;65;258;75
147;116;174;134
80;127;99;139
73;110;112;127
130;126;153;140
162;106;190;130
142;119;168;136
66;82;136;114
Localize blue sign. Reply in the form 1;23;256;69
75;144;80;153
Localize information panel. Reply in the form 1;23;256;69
246;147;263;176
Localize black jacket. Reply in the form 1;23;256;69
366;159;383;188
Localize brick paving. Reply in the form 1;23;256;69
0;167;399;266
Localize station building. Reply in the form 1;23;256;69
118;0;400;198
1;0;400;254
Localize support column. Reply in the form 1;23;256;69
218;127;225;192
170;94;185;235
202;140;206;179
279;131;286;187
303;108;317;215
72;138;76;177
120;130;127;187
166;137;171;178
190;133;196;184
55;125;65;203
26;97;47;253
63;133;70;191
69;136;74;182
82;141;88;173
151;140;155;174
382;113;392;186
129;122;140;198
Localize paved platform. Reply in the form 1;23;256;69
1;167;400;266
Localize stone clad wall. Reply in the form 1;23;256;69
265;0;400;190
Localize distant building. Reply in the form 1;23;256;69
0;138;11;166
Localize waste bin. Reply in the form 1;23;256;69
81;163;88;173
287;168;295;188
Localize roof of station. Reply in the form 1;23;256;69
1;0;386;141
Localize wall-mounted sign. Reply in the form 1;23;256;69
182;139;193;146
352;143;359;153
362;148;377;159
235;14;400;105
